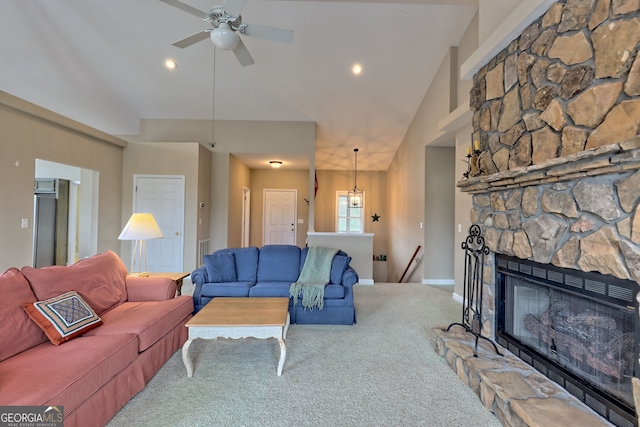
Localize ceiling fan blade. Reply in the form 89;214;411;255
172;30;211;48
242;24;294;44
223;0;248;18
159;0;210;20
232;38;255;67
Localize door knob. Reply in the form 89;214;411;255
175;231;180;236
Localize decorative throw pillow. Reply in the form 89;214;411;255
23;291;103;346
204;252;237;282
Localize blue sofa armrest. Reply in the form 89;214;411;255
191;266;208;302
342;266;358;287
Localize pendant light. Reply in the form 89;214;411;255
348;148;363;208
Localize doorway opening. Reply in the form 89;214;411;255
33;159;99;267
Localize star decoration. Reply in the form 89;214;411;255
371;213;380;222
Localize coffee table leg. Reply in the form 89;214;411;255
277;337;286;376
182;338;194;377
283;313;290;339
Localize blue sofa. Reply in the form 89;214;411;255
191;245;358;325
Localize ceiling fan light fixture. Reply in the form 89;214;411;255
270;161;283;168
210;23;240;50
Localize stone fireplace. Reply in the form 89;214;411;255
452;1;640;426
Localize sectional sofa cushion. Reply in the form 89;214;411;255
233;247;259;282
23;291;103;345
84;296;193;352
257;245;301;282
201;282;254;297
204;252;237;282
0;268;47;362
22;250;128;316
0;333;141;410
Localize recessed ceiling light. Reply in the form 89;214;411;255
352;63;362;75
165;59;177;70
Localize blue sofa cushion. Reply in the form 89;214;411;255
204;252;237;282
249;282;292;298
330;255;351;285
232;247;259;282
201;282;253;297
257;245;301;282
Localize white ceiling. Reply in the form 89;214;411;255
0;0;477;170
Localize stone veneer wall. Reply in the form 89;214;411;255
456;0;640;338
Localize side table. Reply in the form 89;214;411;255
144;272;190;296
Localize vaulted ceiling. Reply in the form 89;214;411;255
0;0;477;170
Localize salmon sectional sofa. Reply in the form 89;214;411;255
0;250;193;427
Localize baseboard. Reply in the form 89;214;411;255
452;292;465;305
357;279;374;285
422;279;455;285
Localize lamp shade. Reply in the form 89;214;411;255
210;23;240;50
118;213;163;241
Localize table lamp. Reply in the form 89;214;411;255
118;213;163;276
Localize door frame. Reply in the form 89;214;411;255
132;174;185;272
242;187;251;248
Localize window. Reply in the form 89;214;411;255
336;191;364;233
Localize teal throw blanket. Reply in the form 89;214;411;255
290;246;339;310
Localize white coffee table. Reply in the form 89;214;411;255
182;297;290;377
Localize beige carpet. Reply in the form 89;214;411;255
107;282;502;427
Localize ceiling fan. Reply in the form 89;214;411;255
159;0;294;66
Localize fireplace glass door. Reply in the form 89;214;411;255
504;276;634;404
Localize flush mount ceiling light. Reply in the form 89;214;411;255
270;161;283;169
210;23;240;50
164;59;177;69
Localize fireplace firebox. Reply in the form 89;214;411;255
496;254;639;427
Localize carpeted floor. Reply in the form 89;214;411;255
107;282;502;427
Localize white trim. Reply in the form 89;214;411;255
357;279;374;285
422;279;455;285
453;292;465;305
461;0;556;80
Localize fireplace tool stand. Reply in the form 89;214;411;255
447;224;502;357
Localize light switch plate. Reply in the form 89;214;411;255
21;218;28;228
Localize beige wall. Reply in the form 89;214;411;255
478;0;522;44
454;126;475;297
457;11;479;107
0;92;125;272
210;151;230;250
249;169;311;248
227;154;251;248
120;141;201;272
314;169;388;269
387;48;454;283
424;147;455;283
197;144;211;249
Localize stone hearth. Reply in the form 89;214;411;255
432;327;614;427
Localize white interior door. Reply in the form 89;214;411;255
134;175;185;272
263;189;296;246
